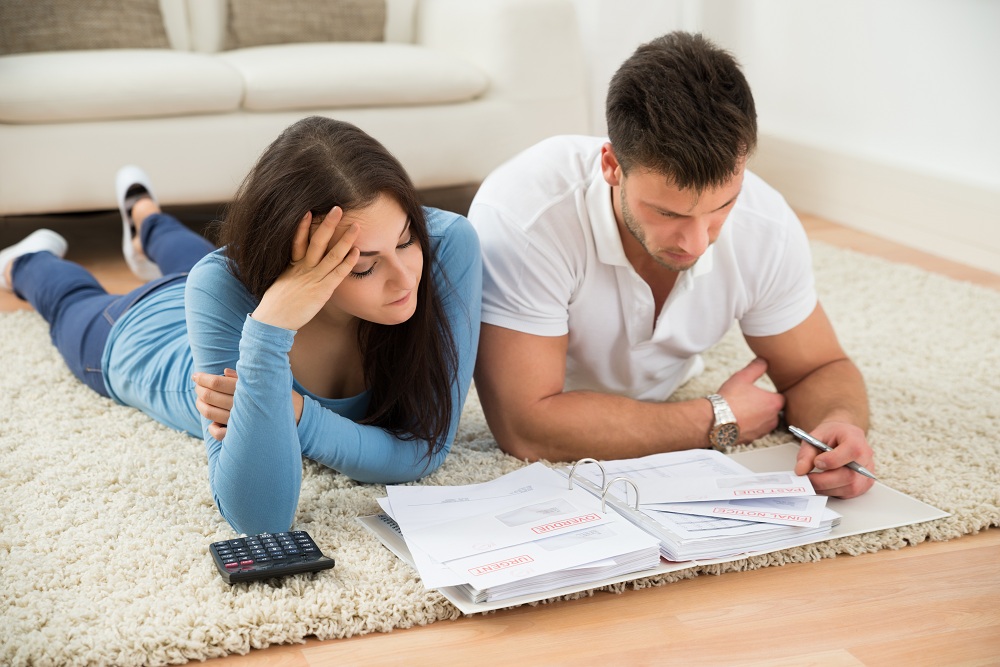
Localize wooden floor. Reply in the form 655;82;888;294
2;210;998;665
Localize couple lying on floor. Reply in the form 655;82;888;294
0;34;874;536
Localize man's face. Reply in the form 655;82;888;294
605;148;745;272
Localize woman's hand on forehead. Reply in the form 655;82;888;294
309;205;356;247
252;207;361;331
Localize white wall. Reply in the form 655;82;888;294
572;0;696;136
573;0;1000;275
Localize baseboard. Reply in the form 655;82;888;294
749;134;1000;276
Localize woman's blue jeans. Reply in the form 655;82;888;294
11;213;215;396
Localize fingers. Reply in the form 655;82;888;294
292;206;348;266
794;422;876;498
192;371;236;427
717;358;784;442
737;357;769;383
326;246;360;281
808;422;873;471
208;422;227;441
315;222;360;274
192;372;236;402
192;369;240;441
807;468;876;499
290;211;313;264
794;441;818;475
303;207;351;267
196;396;231;424
323;204;346;239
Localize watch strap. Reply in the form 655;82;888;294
706;393;739;450
707;393;736;424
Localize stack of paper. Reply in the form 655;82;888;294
359;443;949;614
373;463;662;604
561;449;840;562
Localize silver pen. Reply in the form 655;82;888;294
788;425;878;480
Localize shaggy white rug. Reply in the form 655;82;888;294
1;241;998;666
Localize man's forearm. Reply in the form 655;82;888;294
490;391;714;462
781;358;869;433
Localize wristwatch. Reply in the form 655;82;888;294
706;394;740;450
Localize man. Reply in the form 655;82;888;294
468;32;874;498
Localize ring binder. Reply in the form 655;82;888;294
566;457;607;491
567;460;640;512
602;477;640;512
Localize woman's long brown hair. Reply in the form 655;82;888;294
215;116;457;460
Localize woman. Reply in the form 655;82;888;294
0;117;482;535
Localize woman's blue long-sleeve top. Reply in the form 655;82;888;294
183;208;481;534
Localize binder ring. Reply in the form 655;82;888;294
601;477;640;513
566;457;606;491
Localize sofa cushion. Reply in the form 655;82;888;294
224;0;386;49
0;0;170;55
219;43;489;111
0;51;244;124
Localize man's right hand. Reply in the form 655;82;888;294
716;357;785;443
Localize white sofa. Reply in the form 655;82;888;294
0;0;588;216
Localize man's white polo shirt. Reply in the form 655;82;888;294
469;135;817;401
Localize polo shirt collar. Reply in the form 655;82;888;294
586;174;629;267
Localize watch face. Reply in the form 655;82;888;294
711;423;740;448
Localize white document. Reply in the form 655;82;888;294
382;462;660;591
562;448;833;560
571;448;751;493
384;463;579;588
647;495;830;528
636;471;817;504
440;523;656;591
403;495;615;562
385;462;563;530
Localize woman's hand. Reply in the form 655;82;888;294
251;207;360;331
193;368;237;440
193;368;305;440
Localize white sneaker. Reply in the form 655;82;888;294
115;165;162;280
0;229;68;291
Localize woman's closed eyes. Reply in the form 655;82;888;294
350;232;417;279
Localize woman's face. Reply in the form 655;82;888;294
321;194;423;326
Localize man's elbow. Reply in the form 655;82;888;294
495;432;549;462
490;418;570;462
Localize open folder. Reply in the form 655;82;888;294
357;443;948;614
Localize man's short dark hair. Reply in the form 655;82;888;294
606;31;757;191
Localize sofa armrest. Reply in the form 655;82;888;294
415;0;587;104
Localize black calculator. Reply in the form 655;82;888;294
209;530;335;584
